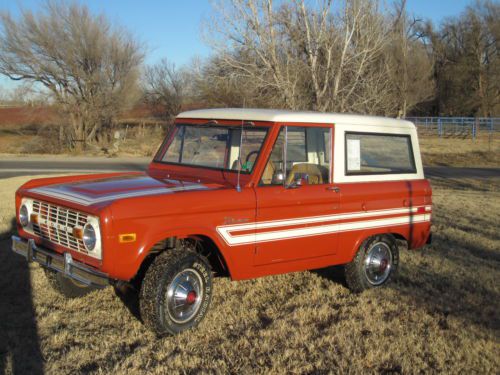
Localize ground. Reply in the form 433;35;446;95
419;135;499;167
0;175;498;374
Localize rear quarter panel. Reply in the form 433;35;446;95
331;121;431;263
334;179;432;264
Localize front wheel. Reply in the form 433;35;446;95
344;235;399;293
43;268;98;298
139;249;213;336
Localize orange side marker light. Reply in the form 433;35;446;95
119;233;137;243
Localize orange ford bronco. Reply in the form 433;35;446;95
12;108;432;336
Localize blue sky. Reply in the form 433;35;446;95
0;0;473;91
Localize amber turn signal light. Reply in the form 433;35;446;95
30;213;39;224
72;227;83;239
119;233;136;243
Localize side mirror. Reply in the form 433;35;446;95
287;173;309;189
272;170;285;184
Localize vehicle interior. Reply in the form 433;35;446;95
261;126;331;186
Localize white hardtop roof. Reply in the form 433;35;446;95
177;108;414;128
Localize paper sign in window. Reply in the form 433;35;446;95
347;139;361;171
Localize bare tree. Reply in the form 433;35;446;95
205;0;401;115
191;53;286;108
388;0;434;117
282;0;388;112
189;56;247;108
144;59;186;119
0;1;144;149
206;0;302;109
423;0;499;116
321;0;392;113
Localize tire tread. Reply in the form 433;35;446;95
139;248;212;336
344;235;399;293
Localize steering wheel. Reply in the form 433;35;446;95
245;150;259;164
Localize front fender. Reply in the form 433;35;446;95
105;219;236;281
104;187;256;281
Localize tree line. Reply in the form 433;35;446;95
0;0;498;149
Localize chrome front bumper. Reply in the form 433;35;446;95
11;235;108;288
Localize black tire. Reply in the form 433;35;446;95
43;268;98;298
139;248;213;336
344;235;399;293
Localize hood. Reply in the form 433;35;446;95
27;173;222;208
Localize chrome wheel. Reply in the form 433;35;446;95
363;242;393;286
165;268;204;324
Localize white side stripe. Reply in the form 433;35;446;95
221;206;421;233
217;210;431;246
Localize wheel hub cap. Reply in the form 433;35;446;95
186;290;197;305
166;268;203;324
364;242;393;286
379;259;388;272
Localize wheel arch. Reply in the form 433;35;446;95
344;229;408;263
131;229;233;285
187;234;231;278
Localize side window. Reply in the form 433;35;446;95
345;132;416;175
260;126;331;186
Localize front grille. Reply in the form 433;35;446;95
31;200;89;254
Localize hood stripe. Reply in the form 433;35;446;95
30;184;208;206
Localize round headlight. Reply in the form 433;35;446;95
19;204;29;227
83;223;96;251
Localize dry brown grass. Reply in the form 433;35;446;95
419;135;499;167
0;126;35;154
0;175;499;374
0;124;168;157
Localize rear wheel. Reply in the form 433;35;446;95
43;268;98;298
139;248;213;336
344;235;399;293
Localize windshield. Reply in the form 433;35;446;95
157;124;269;173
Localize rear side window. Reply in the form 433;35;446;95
345;132;416;175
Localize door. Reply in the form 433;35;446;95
254;124;340;265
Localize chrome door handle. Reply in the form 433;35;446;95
326;186;340;193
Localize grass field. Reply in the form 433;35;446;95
0;175;499;374
419;136;499;167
